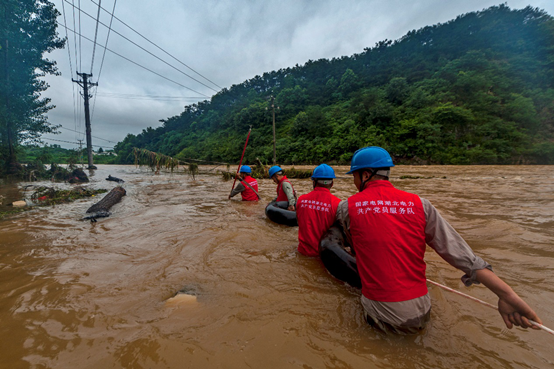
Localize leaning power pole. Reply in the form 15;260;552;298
72;72;98;169
267;95;279;165
77;139;84;166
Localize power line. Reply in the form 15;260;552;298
91;0;118;121
60;0;75;78
56;21;211;97
57;125;117;143
70;0;83;142
90;0;102;73
96;0;117;84
89;0;223;91
78;0;82;72
60;0;80;142
95;93;205;101
97;93;205;98
71;0;78;77
42;137;114;149
64;0;219;93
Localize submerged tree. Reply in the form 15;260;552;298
0;0;65;174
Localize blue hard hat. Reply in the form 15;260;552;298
346;146;394;174
268;166;282;178
311;164;336;180
240;165;252;173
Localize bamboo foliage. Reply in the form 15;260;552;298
133;148;182;174
132;148;209;179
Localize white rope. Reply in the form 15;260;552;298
427;279;554;336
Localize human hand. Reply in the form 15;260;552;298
288;205;296;211
497;292;542;329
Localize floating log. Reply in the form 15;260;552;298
84;186;126;221
106;174;125;183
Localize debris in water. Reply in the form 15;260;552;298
165;293;198;306
106;175;125;183
84;186;126;221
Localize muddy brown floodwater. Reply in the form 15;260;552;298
0;165;553;368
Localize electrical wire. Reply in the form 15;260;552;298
71;0;78;75
90;0;102;73
78;0;82;72
95;92;206;101
56;21;210;97
90;0;118;121
89;0;223;91
71;0;83;142
60;0;80;142
60;1;75;79
64;0;219;93
57;125;117;143
42;137;114;149
96;0;117;85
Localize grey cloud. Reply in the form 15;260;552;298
41;0;554;149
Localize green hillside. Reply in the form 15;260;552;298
114;5;554;165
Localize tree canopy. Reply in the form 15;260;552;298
0;0;64;174
115;5;554;165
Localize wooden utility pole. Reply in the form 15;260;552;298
267;95;279;165
4;37;17;171
78;139;84;166
72;72;98;169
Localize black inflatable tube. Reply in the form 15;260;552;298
265;201;298;226
319;226;361;288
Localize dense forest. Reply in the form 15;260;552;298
114;5;554;165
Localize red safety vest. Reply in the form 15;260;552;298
276;176;295;203
240;175;259;201
297;187;341;257
348;180;427;302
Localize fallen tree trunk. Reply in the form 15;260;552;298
83;186;126;221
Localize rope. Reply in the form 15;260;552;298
427;279;554;336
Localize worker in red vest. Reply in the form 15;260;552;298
335;146;541;334
229;165;259;201
297;164;341;257
269;166;296;210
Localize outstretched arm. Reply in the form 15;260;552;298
475;268;542;329
422;198;542;329
228;182;245;199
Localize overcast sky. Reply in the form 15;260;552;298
41;0;554;150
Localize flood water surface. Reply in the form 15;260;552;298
0;165;553;368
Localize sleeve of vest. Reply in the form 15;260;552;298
335;200;353;247
421;197;492;286
281;182;296;206
229;182;246;198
